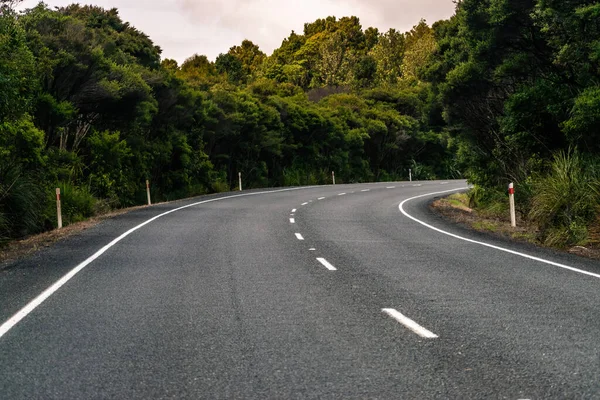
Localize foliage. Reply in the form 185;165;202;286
529;150;600;247
4;0;598;247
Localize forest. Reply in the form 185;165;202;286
1;0;599;248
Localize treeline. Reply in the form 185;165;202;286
1;0;598;248
0;2;455;242
425;0;600;246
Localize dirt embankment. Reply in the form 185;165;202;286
0;206;146;267
430;193;600;261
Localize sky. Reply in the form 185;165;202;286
18;0;457;64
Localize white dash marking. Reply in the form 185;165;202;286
413;184;422;187
318;197;326;200
386;186;396;189
290;218;295;224
309;248;316;251
441;182;449;185
382;308;438;339
338;193;346;196
301;202;309;206
291;209;297;213
317;258;337;271
361;189;370;192
295;233;304;240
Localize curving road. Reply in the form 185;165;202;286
1;180;599;399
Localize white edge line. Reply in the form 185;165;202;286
0;186;318;339
382;308;438;339
399;187;600;280
316;257;337;271
295;233;304;240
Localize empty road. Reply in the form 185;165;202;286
1;180;599;399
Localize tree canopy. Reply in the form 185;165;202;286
1;0;598;247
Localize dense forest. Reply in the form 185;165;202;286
1;0;598;248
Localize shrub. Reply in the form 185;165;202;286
529;149;600;247
0;164;47;242
53;182;97;226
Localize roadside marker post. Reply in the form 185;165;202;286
332;171;335;185
409;168;412;182
146;180;152;206
239;172;242;191
509;182;516;228
56;188;62;229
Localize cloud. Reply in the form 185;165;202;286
176;0;456;56
18;0;456;63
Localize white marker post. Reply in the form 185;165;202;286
56;188;62;229
238;172;242;191
332;171;336;185
509;182;516;228
409;168;412;182
146;180;152;206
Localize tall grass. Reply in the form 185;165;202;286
54;181;97;226
529;149;600;247
0;165;47;243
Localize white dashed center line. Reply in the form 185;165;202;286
316;258;337;271
338;193;346;196
318;197;326;200
382;308;438;339
361;189;370;192
291;209;297;213
295;233;304;240
290;218;295;224
301;202;309;206
386;186;396;189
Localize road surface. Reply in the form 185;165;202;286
1;180;599;399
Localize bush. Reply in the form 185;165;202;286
467;185;509;219
0;164;47;242
529;149;600;247
53;182;98;226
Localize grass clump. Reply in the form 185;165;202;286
529;149;600;247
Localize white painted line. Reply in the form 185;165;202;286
338;193;346;196
291;209;296;213
441;182;449;185
412;184;422;187
0;185;317;340
386;186;396;189
399;188;600;280
361;189;370;192
318;197;325;200
382;308;438;339
309;248;316;251
295;233;304;240
316;258;337;271
301;202;309;206
290;218;295;224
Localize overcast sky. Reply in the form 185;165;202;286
18;0;457;64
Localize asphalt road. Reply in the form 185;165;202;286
1;180;599;399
